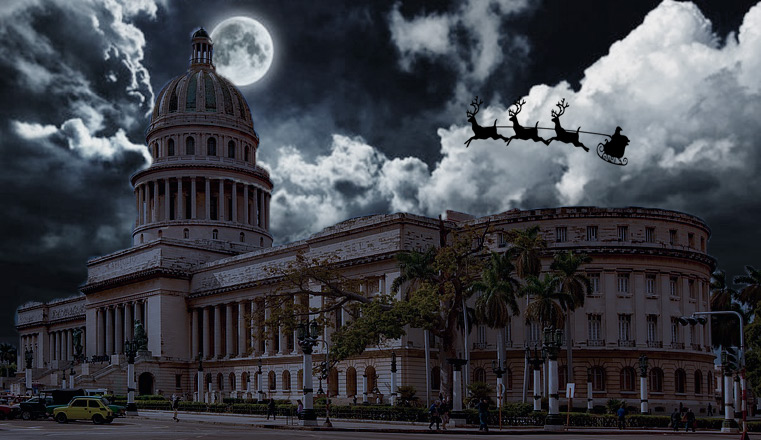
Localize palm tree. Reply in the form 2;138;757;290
0;343;16;377
507;226;547;278
550;250;592;384
734;265;761;314
710;270;739;348
520;274;571;330
710;270;736;311
390;248;436;295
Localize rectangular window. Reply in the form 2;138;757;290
670;277;679;297
556;227;567;243
588;273;600;295
688;233;695;248
618;314;632;341
647;315;658;342
528;321;541;345
700;236;705;251
645;227;655;243
617;226;628;241
669;230;677;245
646;274;657;296
588;314;602;341
617;273;630;294
671;317;681;343
477;325;487;344
587;226;598;242
498;232;507;248
689;280;696;299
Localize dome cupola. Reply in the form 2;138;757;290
131;29;273;250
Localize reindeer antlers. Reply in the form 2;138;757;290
508;98;526;117
551;98;570;118
467;96;484;118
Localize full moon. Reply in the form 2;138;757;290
211;17;274;86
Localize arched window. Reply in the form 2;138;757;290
244;146;250;162
675;369;686;393
205;373;212;388
297;369;303;391
186;136;195;155
694;370;703;395
268;370;276;390
707;371;714;395
431;366;441;390
649;367;664;392
473;367;486;383
282;370;291;391
365;366;377;393
240;232;245;242
229;372;236;391
241;372;249;391
346;367;357;397
207;137;217;156
212;229;218;240
328;367;338;397
620;367;636;392
183;228;189;239
217;373;224;391
167;138;175;156
558;365;567;390
591;366;606;391
228;140;236;158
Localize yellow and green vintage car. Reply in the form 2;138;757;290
53;397;114;424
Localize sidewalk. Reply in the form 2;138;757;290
136;410;740;435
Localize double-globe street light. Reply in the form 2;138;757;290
297;319;333;427
491;359;506;430
124;339;138;415
542;327;564;431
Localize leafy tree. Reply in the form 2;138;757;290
396;385;419;407
0;343;16;377
734;265;761;314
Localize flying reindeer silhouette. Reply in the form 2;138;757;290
464;96;511;147
544;99;588;151
506;99;546;145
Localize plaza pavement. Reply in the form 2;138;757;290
137;409;748;435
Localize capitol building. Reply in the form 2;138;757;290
15;30;717;414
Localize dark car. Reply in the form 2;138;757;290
18;396;54;420
0;403;20;420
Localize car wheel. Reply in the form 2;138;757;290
21;411;31;421
92;413;105;425
56;413;68;424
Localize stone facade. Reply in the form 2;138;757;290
15;31;718;414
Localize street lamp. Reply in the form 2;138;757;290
638;354;648;414
542;327;563;431
296;319;319;426
256;358;263;401
390;351;398;406
125;340;138;414
491;359;506;430
527;346;544;412
24;349;33;394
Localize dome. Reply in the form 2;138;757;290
192;28;209;39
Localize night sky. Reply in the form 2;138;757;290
2;0;760;344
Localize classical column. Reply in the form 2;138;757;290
135;188;140;227
265;193;270;230
734;375;742;419
214;304;223;358
243;185;249;225
723;372;737;432
258;191;265;228
191;308;199;359
65;329;72;360
202;307;211;359
153;180;159;222
105;307;114;355
125;302;133;341
55;331;61;361
97;308;105;356
164;178;171;220
115;305;124;354
362;374;368;403
533;363;542;411
225;303;234;357
204;178;211;220
218;179;225;222
231;182;238;223
191;177;197;219
237;302;246;357
452;363;463;412
49;332;55;361
177;177;184;220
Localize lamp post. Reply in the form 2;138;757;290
256;358;263;401
586;368;593;412
390;351;397;406
195;352;204;403
296;320;319;426
125;340;138;415
69;364;75;388
527;346;544;412
24;349;33;394
543;327;563;431
638;354;648;414
679;311;745;437
491;359;506;430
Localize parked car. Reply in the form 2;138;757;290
18;396;54;420
47;396;125;418
53;397;114;424
0;403;20;420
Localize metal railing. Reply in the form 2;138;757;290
670;342;685;349
617;339;635;347
587;339;605;347
646;340;663;348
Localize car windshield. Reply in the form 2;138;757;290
100;397;111;405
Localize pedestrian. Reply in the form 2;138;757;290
617;404;626;430
296;399;303;420
707;402;713;417
440;397;450;431
477;398;489;432
428;400;440;430
671;408;681;431
686;407;696;432
267;398;277;420
171;393;180;422
352;395;357;405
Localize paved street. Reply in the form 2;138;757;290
0;413;755;440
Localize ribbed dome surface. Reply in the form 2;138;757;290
152;68;254;129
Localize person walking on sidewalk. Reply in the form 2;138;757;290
171;394;180;422
428;400;440;430
685;408;696;432
671;408;681;431
617;404;626;429
296;399;303;420
439;397;450;431
267;398;277;420
477;398;490;432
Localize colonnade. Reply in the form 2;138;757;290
190;299;302;360
95;301;146;356
48;327;85;363
134;177;269;230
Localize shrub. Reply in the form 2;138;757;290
136;395;168;401
606;399;626;414
501;402;533;417
396;385;419;407
466;381;493;407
